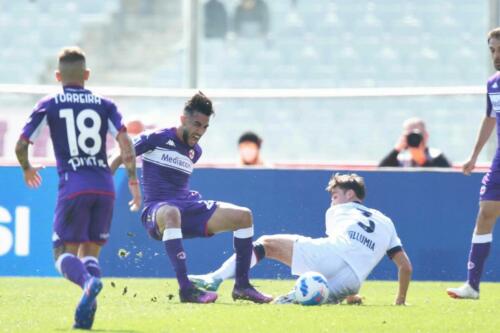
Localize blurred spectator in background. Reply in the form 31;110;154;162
233;0;270;38
204;0;228;39
126;120;145;136
379;117;451;167
238;131;264;166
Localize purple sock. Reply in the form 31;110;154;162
234;237;253;288
82;257;101;278
164;238;192;290
467;241;491;291
57;254;91;289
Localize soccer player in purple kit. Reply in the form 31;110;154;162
15;47;141;328
110;92;272;304
447;27;500;299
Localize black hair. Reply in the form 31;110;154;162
238;131;262;148
184;91;215;116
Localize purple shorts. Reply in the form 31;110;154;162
53;193;114;248
141;199;218;241
479;171;500;201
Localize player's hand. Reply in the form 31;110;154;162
462;158;477;175
23;165;44;188
394;297;406;305
345;294;363;305
128;180;142;212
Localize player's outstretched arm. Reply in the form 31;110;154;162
15;138;43;188
116;132;141;212
463;116;496;175
109;152;123;175
391;250;412;305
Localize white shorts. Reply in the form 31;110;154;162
291;236;361;303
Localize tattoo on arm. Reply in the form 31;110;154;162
15;139;31;171
118;133;137;180
125;153;137;179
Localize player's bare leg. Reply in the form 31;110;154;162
206;202;273;303
448;201;500;299
157;204;217;303
257;234;298;266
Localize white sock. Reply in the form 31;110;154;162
162;228;182;241
211;251;258;281
471;233;492;243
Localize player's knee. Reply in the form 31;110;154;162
158;207;181;230
238;207;253;228
231;207;253;230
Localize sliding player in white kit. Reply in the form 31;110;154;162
189;173;412;305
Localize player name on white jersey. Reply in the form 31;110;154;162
347;230;375;251
325;202;402;281
55;93;102;105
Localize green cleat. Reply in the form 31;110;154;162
188;274;223;292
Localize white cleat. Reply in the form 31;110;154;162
188;274;223;292
272;290;297;304
446;283;479;300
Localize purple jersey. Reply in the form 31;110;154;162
481;73;500;201
486;73;500;171
133;127;202;204
486;72;500;119
21;85;125;198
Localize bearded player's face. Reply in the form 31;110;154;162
489;37;500;71
181;111;210;147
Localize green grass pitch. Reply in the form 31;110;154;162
1;277;499;332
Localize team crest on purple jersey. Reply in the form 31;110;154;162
189;149;195;160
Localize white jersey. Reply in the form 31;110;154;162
324;202;402;281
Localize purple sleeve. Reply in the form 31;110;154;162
133;132;156;156
487;93;494;117
106;100;126;137
20;100;49;143
192;145;203;163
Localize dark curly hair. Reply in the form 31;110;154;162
184;91;215;117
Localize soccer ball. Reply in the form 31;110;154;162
294;271;330;306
